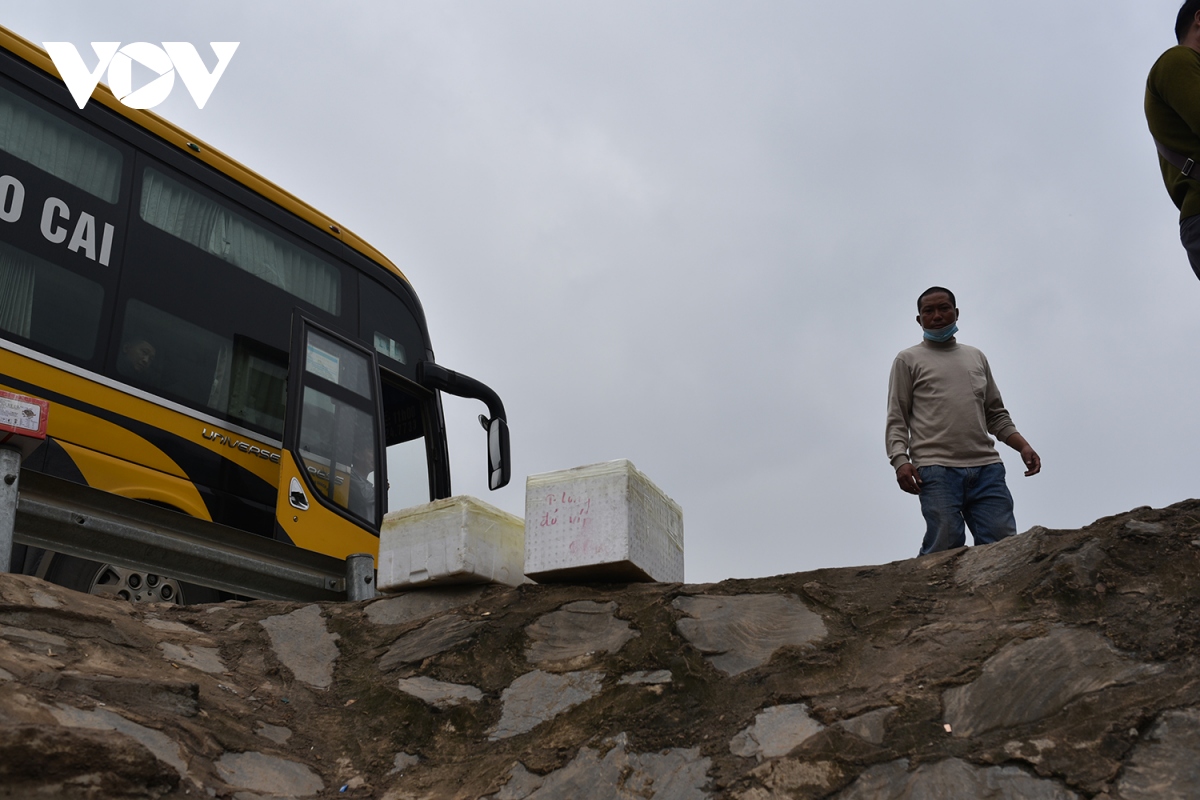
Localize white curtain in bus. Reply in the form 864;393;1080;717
0;86;122;203
207;343;232;411
0;243;34;338
140;169;340;314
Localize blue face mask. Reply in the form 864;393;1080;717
923;322;958;342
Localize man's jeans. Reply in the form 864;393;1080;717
917;463;1017;555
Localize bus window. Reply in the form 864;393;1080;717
387;439;427;511
0;238;103;360
0;83;122;203
381;375;431;511
224;337;288;436
120;299;230;404
139;167;341;315
304;330;371;398
298;391;376;522
119;299;289;436
360;275;424;381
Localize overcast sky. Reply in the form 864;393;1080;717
6;2;1197;582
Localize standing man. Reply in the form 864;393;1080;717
885;287;1041;555
1146;1;1200;280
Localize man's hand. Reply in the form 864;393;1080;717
1018;445;1041;476
1005;432;1041;476
896;463;922;495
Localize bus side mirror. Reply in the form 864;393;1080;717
487;416;511;490
417;361;511;492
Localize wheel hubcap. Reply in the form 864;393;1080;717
89;564;183;604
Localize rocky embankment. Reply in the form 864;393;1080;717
2;500;1200;799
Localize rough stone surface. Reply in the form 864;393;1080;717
619;669;673;685
835;758;1081;799
1;623;67;648
28;588;62;608
53;672;200;718
832;706;896;745
953;528;1051;590
525;600;638;665
492;763;545;799
50;704;189;778
0;499;1199;798
735;758;840;799
366;586;483;626
214;751;324;796
490;670;604;739
143;618;200;633
673;593;826;675
388;752;420;775
159;641;226;674
490;733;711;799
255;722;292;745
1123;519;1165;535
378;613;484;670
0;723;179;796
396;675;484;707
729;704;824;761
259;604;340;689
943;626;1160;737
1117;707;1200;799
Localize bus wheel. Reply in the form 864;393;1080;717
43;555;222;605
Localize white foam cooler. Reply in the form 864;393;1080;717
524;460;683;583
377;496;526;591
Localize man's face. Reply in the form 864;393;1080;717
124;341;155;372
916;292;958;330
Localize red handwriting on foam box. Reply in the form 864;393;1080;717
525;460;683;583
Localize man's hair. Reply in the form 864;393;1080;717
1178;0;1200;43
917;286;956;311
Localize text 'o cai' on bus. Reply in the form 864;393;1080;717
0;27;510;603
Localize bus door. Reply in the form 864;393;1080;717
275;317;383;559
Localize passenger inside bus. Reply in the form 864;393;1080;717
117;337;157;378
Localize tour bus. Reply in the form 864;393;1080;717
0;27;510;602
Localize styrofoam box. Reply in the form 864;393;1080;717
377;495;526;591
524;460;683;583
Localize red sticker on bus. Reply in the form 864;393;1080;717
0;390;48;440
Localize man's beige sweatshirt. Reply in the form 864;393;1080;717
886;338;1019;470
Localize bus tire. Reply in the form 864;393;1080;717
42;554;223;605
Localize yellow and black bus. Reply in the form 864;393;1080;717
0;28;509;602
